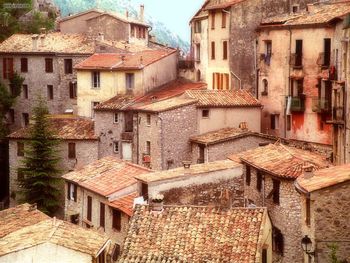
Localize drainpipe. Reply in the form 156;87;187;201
157;115;164;169
230;71;242;90
137;112;140;165
286;26;292;139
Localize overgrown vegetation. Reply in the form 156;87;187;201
17;97;62;216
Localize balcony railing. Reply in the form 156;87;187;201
312;98;330;113
286;96;305;112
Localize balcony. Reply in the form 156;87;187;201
121;132;133;141
286;96;305;112
312;98;331;113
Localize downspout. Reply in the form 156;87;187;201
158;115;164;169
137;112;140;165
286;26;292;139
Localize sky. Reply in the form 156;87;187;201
133;0;204;41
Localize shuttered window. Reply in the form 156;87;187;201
21;58;28;72
87;196;92;221
3;57;13;79
45;58;53;73
68;143;76;159
223;41;228;60
112;209;121;231
211;42;215;60
100;203;105;229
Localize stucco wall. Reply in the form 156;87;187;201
192;17;208;82
86;15;129;41
197;107;261;134
58;11;102;34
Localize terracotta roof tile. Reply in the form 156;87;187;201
63;156;152;197
233;144;331;179
0;217;109;257
132;96;197;113
185;90;261;108
205;0;246;10
0;33;96;54
119;205;267;262
75;49;176;70
109;192;138;216
8;115;97;140
135;160;240;183
261;2;350;27
0;203;49;239
296;164;350;193
190;127;250;145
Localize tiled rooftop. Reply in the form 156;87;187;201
135;159;240;183
205;0;245;10
190;127;250;145
119;205;267;263
0;203;49;239
75;49;176;70
232;144;330;179
8;115;97;140
95;78;206;111
132;96;197;113
0;218;109;257
63;156;152;197
0;33;96;54
261;2;350;27
109;192;138;216
185;90;261;108
296;164;350;193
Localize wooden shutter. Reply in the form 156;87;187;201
295;40;303;66
87;196;92;221
211;12;215;29
211;42;215;59
100;203;105;228
222;11;226;28
223;41;228;60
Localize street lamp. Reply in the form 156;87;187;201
301;235;315;256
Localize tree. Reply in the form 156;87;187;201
17;97;62;216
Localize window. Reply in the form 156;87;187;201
211;41;215;60
223;41;228;60
45;58;53;73
100;203;105;229
113;141;119;153
286;115;291;131
3;57;14;79
195;44;201;61
91;101;100;118
124;112;133;132
47;85;53;100
98;250;106;263
292;5;299;13
272;179;280;205
264;41;272;65
22;113;29;127
306;197;311;226
202;109;209;118
146;114;151;126
112;244;121;261
23;85;28;99
21;58;28;73
114;113;119;123
67;182;77;202
91;71;100;88
141;183;148;201
17;142;24;156
196;70;201;81
87;196;92;222
256;172;262;192
222;11;227;28
262;79;268;95
291;79;303;97
69;81;77;99
64;59;73;74
126;73;135;90
246;165;251;186
68;143;76;159
9;109;15;123
211;12;215;29
194;20;201;33
262;249;267;263
146;141;151;155
270;114;279;130
273;227;284;255
323;38;331;67
295;40;303;67
212;73;230;90
112;209;121;231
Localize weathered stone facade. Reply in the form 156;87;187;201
243;165;303;262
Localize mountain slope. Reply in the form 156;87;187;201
53;0;190;52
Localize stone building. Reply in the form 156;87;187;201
62;156;152;260
75;48;178;118
7;115;98;208
188;0;316;91
257;2;350;144
0;32;119;131
295;164;350;263
231;143;330;262
118;205;272;263
58;6;149;46
0;203;110;263
134;159;244;208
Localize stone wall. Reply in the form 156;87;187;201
243;164;303;262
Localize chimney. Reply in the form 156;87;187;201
306;4;315;13
303;163;314;179
39;34;46;47
150;194;164;212
31;34;39;51
139;4;144;22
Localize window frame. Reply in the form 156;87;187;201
3;57;14;79
87;196;92;222
20;57;28;73
69;81;77;99
211;41;215;60
64;58;73;74
68;142;76;159
100;202;105;229
146;114;151;126
45;58;53;73
221;11;227;28
146;141;151;155
91;71;101;88
67;182;77;202
202;109;210;118
22;84;29;99
22;113;29;127
125;73;135;90
223;41;228;60
211;11;215;29
47;85;54;100
256;171;262;192
112;209;122;231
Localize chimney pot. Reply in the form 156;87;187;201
31;34;39;51
151;194;164;212
303;163;314;179
139;4;144;22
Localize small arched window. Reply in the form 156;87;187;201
262;79;268;96
196;69;201;82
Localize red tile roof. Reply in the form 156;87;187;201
205;0;246;10
296;164;350;193
185;90;261;108
8;115;97;140
109;192;138;216
232;143;330;179
63;156;152;197
95;78;206;111
119;205;267;262
75;49;176;70
190;127;250;145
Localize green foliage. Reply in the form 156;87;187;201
17;97;62;216
0;72;24;139
329;243;340;263
22;11;55;34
